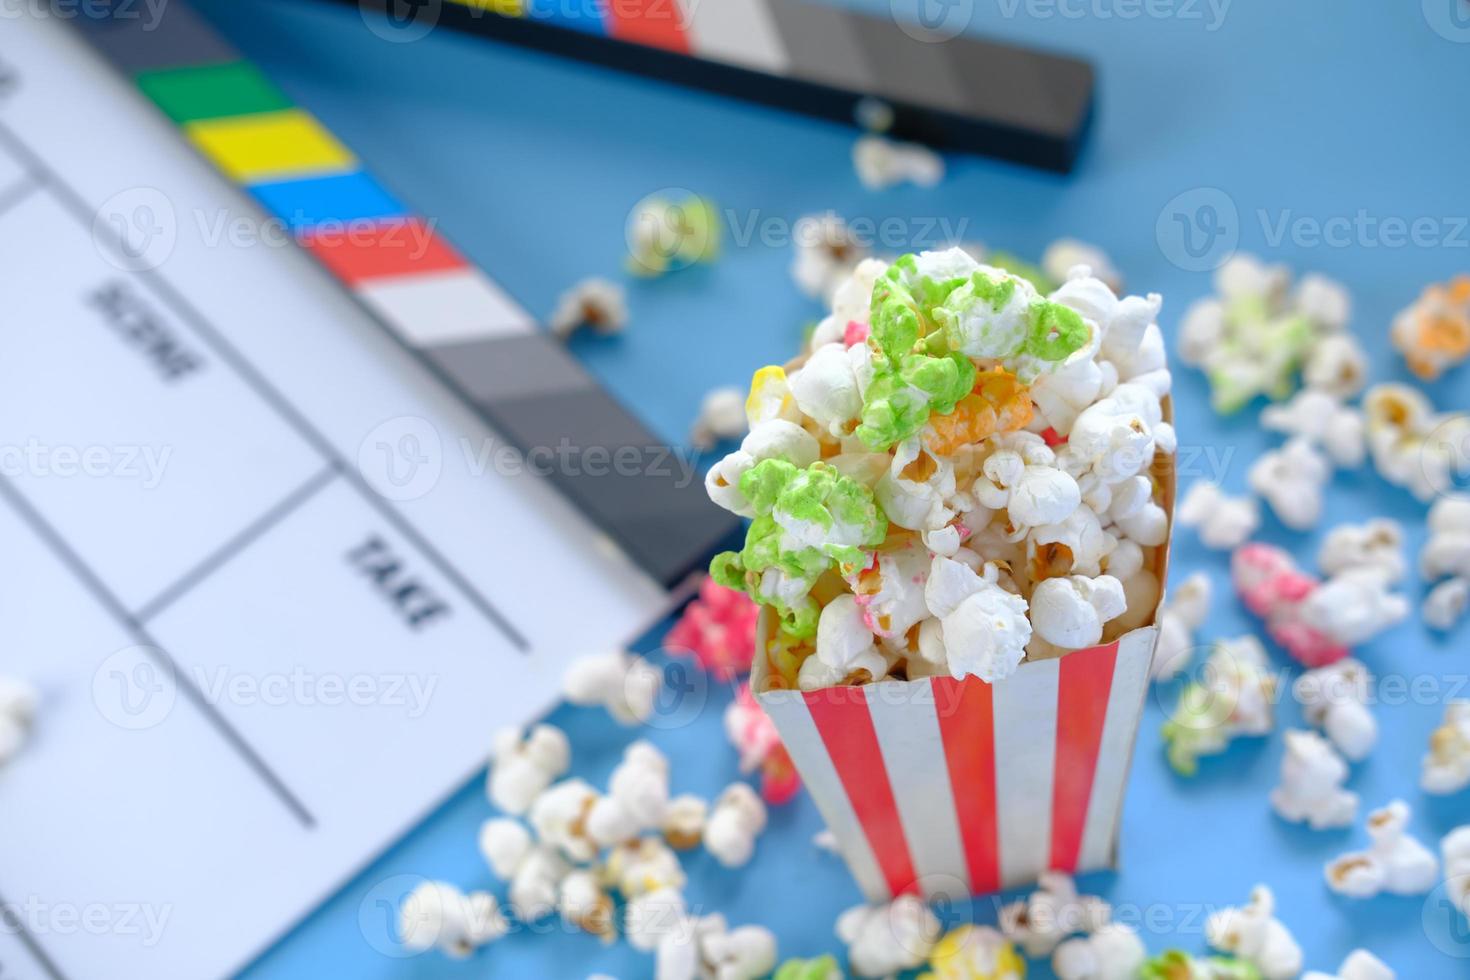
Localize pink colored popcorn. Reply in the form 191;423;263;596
1230;543;1347;667
725;683;803;806
666;578;760;681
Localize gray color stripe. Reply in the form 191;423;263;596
766;0;873;91
70;3;239;73
847;11;970;113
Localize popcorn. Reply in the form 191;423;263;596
1441;824;1470;919
1151;572;1212;680
659;915;779;980
1303;333;1369;400
1317;519;1406;583
853;134;944;191
1043;239;1122;293
1421;700;1470;794
1066;383;1174;486
563;651;663;726
587;741;671;848
793;213;870;302
725;683;800;805
1391;275;1470;381
1141;951;1263;979
789;342;866;438
625;885;688;952
999;871;1110;958
850;538;932;638
487;724;571;815
1362;383;1470;502
1302;950;1395;980
479;818;532;880
398;881;507;958
549;277;628;339
706;418;821;519
530;778;600;863
1325;799;1439;897
0;677;37;765
1029;574;1127;650
775;954;843;980
606;836;687;898
1269;729;1358;829
1162;635;1276;776
1178;255;1349;413
509;845;571;921
662;794;709;850
1293;660;1377;761
924;556;1033;682
1204;885;1303;980
1425;578;1470;631
1260;388;1365;470
628;192;721;277
1422;499;1470;631
703;782;768;868
877;438;960;531
1247;437;1332;531
666;578;760;681
1178;482;1260;550
972;432;1081;529
691;386;748;450
837;895;941;978
923;924;1026;980
559;869;617;942
1052;923;1146;980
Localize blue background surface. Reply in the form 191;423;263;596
185;0;1470;975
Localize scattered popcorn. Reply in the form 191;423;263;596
563;651;663;726
775;954;843;980
1052;923;1147;980
1422;499;1470;630
587;741;671;848
487;724;571;816
1178;482;1260;550
1292;659;1376;761
1391;275;1470;381
725;683;800;805
691;386;749;450
1363;383;1470;502
1303;333;1369;401
398;881;507;958
1177;254;1350;414
662;794;708;851
925;924;1026;980
479;819;569;922
999;871;1109;958
1425;577;1470;631
1421;700;1470;794
853;134;944;191
626;885;688;952
1318;519;1406;583
1152;572;1212;680
1204;885;1302;980
549;277;628;340
605;836;687;899
0;677;37;765
1260;388;1366;470
531;778;601;864
1270;729;1358;829
1302;949;1395;980
1141;951;1263;979
560;868;617;943
667;578;760;681
703;782;768;868
659;914;779;980
838;895;941;978
1248;437;1332;531
1325;800;1439;898
1162;635;1277;776
1440;824;1470;920
627;192;721;277
793;213;871;303
1042;239;1122;293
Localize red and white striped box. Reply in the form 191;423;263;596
753;604;1160;903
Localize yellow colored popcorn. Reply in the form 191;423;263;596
920;925;1026;980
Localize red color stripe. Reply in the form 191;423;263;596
300;218;465;285
1049;641;1119;872
805;688;917;898
933;676;1000;894
605;0;690;52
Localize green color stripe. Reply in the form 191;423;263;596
135;61;293;124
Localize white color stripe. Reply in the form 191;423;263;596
1078;627;1157;872
683;0;790;72
866;683;971;901
757;688;891;901
993;657;1060;889
357;268;533;347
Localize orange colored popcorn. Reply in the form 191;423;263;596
924;367;1034;457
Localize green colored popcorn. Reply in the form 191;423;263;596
1141;950;1263;980
1161;676;1233;777
855;352;976;450
884;252;972;325
774;954;843;980
1024;301;1089;361
933;270;1027;360
625;192;722;277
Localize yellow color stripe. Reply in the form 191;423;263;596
185;109;356;183
451;0;524;14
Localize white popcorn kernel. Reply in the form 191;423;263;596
1151;572;1212;680
1326;800;1440;898
1300;568;1410;647
1217;254;1290;303
1102;538;1144;582
924;556;1032;682
487;724;571;816
1178;297;1226;367
563;651;662;726
398;881;508;958
703;783;767;868
530;778;600;864
1067;384;1165;486
1260;388;1366;470
510;845;571;921
1270;729;1358;829
691;386;748;450
1293;660;1378;761
1422;701;1470;795
792;213;871;303
851;539;931;638
1052;923;1146;980
1423;498;1470;582
1425;578;1470;631
662;794;708;851
606;836;687;898
837;895;940;978
560;869;617;943
1441;824;1470;920
549;278;628;340
1030;574;1125;650
877;438;958;531
479;818;532;880
588;740;671;848
701;918;779;980
1204;885;1303;980
1304;333;1369;401
789;343;864;438
1050;265;1120;326
1303;949;1395;980
852;134;944;190
798;647;887;691
1029;505;1116;579
626;885;688;952
1248;437;1332;531
1294;273;1351;331
1318;519;1406;583
0;677;37;765
1112;499;1169;548
816;594;881;673
1000;871;1110;959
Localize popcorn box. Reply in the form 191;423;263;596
751;431;1175;903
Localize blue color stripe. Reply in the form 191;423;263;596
524;0;608;35
249;171;407;231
